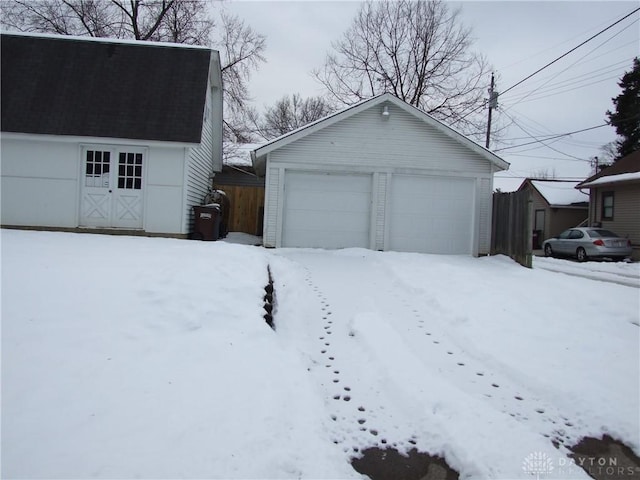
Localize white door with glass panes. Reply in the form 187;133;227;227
80;147;145;229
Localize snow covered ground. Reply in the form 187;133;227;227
2;230;639;479
533;256;640;289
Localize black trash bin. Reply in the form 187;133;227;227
532;230;541;249
192;204;221;241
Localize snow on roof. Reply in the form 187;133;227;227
2;30;211;50
223;143;264;167
578;171;640;188
531;180;589;206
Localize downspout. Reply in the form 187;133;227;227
578;187;594;227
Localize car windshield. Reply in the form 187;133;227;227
587;229;619;238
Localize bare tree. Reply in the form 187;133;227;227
0;0;211;42
313;0;491;137
1;0;266;143
598;142;618;165
255;93;334;140
531;168;557;180
216;11;266;143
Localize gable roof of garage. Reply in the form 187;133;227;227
251;93;509;173
518;179;589;207
1;32;220;144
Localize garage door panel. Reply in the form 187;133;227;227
390;175;474;254
283;172;371;249
286;192;370;212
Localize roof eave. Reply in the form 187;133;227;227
578;178;640;188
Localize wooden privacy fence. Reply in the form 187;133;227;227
491;190;533;268
214;184;265;236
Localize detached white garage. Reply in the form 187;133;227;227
252;93;509;256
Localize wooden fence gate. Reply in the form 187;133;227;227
491;190;533;268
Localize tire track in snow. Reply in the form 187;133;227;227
383;280;585;449
277;251;595;477
298;264;390;453
292;256;430;455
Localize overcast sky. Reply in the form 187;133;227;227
223;0;639;191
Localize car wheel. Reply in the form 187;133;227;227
576;247;587;262
544;244;553;257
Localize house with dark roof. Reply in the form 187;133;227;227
1;33;222;236
251;93;509;255
516;179;589;249
576;150;640;259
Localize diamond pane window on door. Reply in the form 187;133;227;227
118;152;143;190
85;150;110;187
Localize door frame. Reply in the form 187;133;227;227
280;169;373;249
386;173;476;254
78;144;148;229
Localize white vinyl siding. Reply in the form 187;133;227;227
269;104;492;175
144;147;185;234
184;81;217;233
477;177;492;254
0;135;199;235
373;172;388;251
263;165;281;247
0;138;80;228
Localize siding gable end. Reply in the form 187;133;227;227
269;103;493;174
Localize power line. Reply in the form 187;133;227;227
502;59;632;104
500;18;639;109
506;74;621;105
494;175;588;181
500;7;640;97
499;110;592;161
495;123;610;151
497;9;640;71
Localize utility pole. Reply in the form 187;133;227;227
485;73;498;149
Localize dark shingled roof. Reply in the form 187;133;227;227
577;150;640;187
1;33;212;143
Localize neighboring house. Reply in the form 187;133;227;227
1;33;222;237
214;143;265;235
576;150;640;260
517;179;589;248
251;93;509;255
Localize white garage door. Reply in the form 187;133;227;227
389;175;474;254
282;171;371;249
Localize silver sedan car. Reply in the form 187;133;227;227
542;227;632;262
